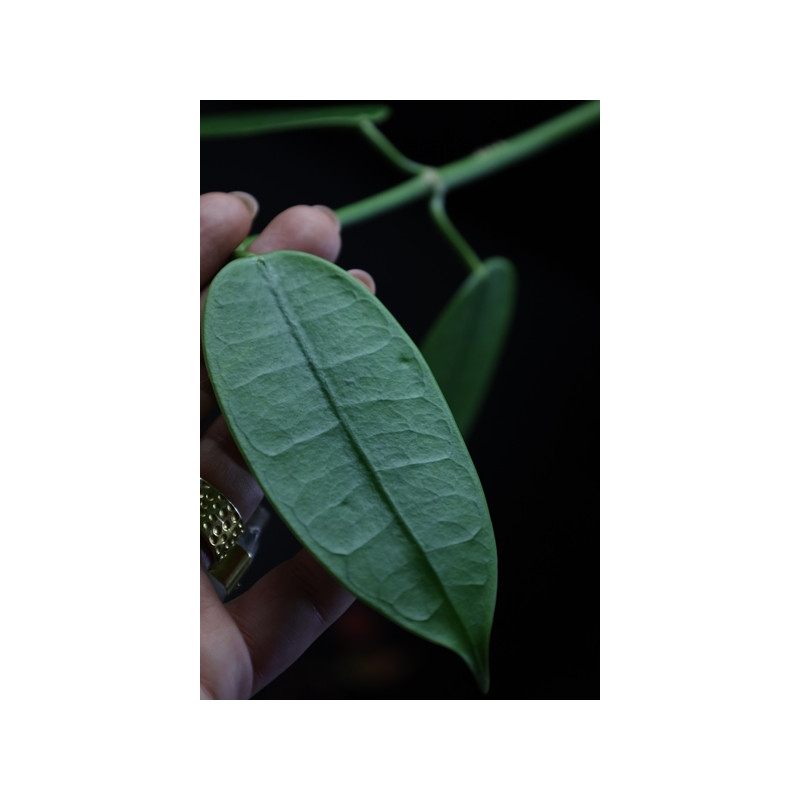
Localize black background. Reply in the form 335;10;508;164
201;100;598;699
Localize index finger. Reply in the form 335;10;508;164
201;192;258;288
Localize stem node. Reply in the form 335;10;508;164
421;167;444;191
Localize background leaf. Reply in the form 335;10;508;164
200;104;391;139
421;257;517;438
202;251;497;691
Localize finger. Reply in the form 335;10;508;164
200;413;264;522
348;269;376;294
201;566;253;699
201;192;258;288
226;548;355;695
200;408;265;700
248;204;341;263
248;207;375;292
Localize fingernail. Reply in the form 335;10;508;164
229;191;260;219
348;269;376;294
313;204;340;230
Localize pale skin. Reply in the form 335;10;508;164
200;192;376;699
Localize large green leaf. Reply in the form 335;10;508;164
200;104;390;139
202;251;497;691
421;257;517;438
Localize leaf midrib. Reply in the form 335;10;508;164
260;257;478;655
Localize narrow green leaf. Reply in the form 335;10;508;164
421;257;517;438
200;105;391;139
202;251;497;691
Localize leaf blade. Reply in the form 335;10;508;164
200;104;391;139
421;257;517;438
202;251;497;691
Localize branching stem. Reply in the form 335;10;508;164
335;101;599;228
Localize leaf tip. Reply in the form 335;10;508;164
464;642;492;694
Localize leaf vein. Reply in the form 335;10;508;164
262;258;478;644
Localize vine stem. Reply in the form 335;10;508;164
335;101;599;228
358;120;428;175
429;191;485;275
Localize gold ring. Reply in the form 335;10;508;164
201;478;252;597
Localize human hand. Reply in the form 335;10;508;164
200;192;375;699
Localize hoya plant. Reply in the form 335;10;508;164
200;101;599;695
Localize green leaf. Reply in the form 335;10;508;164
200;105;391;139
421;257;517;438
202;251;497;691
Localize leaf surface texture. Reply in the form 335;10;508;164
202;252;496;690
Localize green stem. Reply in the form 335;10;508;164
336;101;599;228
233;235;258;259
359;120;428;175
335;170;434;227
429;192;484;275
